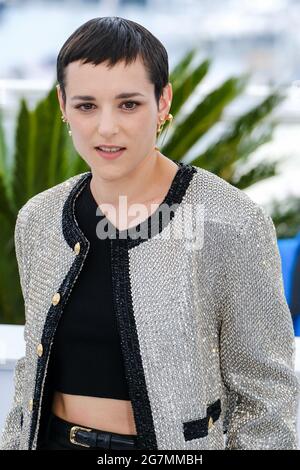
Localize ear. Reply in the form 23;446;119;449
158;82;173;118
56;84;66;117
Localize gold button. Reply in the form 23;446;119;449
36;343;43;357
74;242;81;255
29;399;33;411
52;292;61;306
208;416;214;430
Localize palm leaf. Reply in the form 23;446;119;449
230;161;278;190
163;75;248;158
170;59;210;116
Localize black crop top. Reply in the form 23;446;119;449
48;177;130;400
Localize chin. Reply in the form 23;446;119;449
91;163;125;180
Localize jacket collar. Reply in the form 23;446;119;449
62;160;197;249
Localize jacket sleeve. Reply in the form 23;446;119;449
0;356;26;450
220;205;300;449
0;210;27;450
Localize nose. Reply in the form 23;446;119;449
97;112;119;136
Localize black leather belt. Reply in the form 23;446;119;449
48;413;138;450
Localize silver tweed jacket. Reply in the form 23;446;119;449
0;161;299;450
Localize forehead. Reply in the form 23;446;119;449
65;56;151;95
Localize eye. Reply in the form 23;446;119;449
74;101;140;112
75;103;96;112
121;101;140;111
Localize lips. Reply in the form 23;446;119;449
95;146;126;160
96;146;125;151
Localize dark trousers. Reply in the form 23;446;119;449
37;412;138;450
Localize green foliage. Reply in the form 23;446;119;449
0;84;89;324
268;197;300;239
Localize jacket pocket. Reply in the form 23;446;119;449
182;399;221;441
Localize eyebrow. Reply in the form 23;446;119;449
71;92;145;101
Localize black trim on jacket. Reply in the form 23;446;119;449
30;161;196;450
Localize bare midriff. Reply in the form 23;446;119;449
52;391;138;435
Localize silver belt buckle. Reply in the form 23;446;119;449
70;425;92;447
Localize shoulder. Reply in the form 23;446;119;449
16;172;90;229
189;164;272;233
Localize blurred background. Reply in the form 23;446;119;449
0;0;300;441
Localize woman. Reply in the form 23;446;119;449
1;16;299;451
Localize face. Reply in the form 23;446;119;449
57;56;172;180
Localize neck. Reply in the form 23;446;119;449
90;149;163;208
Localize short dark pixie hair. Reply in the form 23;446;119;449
56;16;169;109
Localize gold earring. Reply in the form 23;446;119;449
155;113;173;151
155;117;165;151
156;113;173;136
156;119;164;137
61;114;72;136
